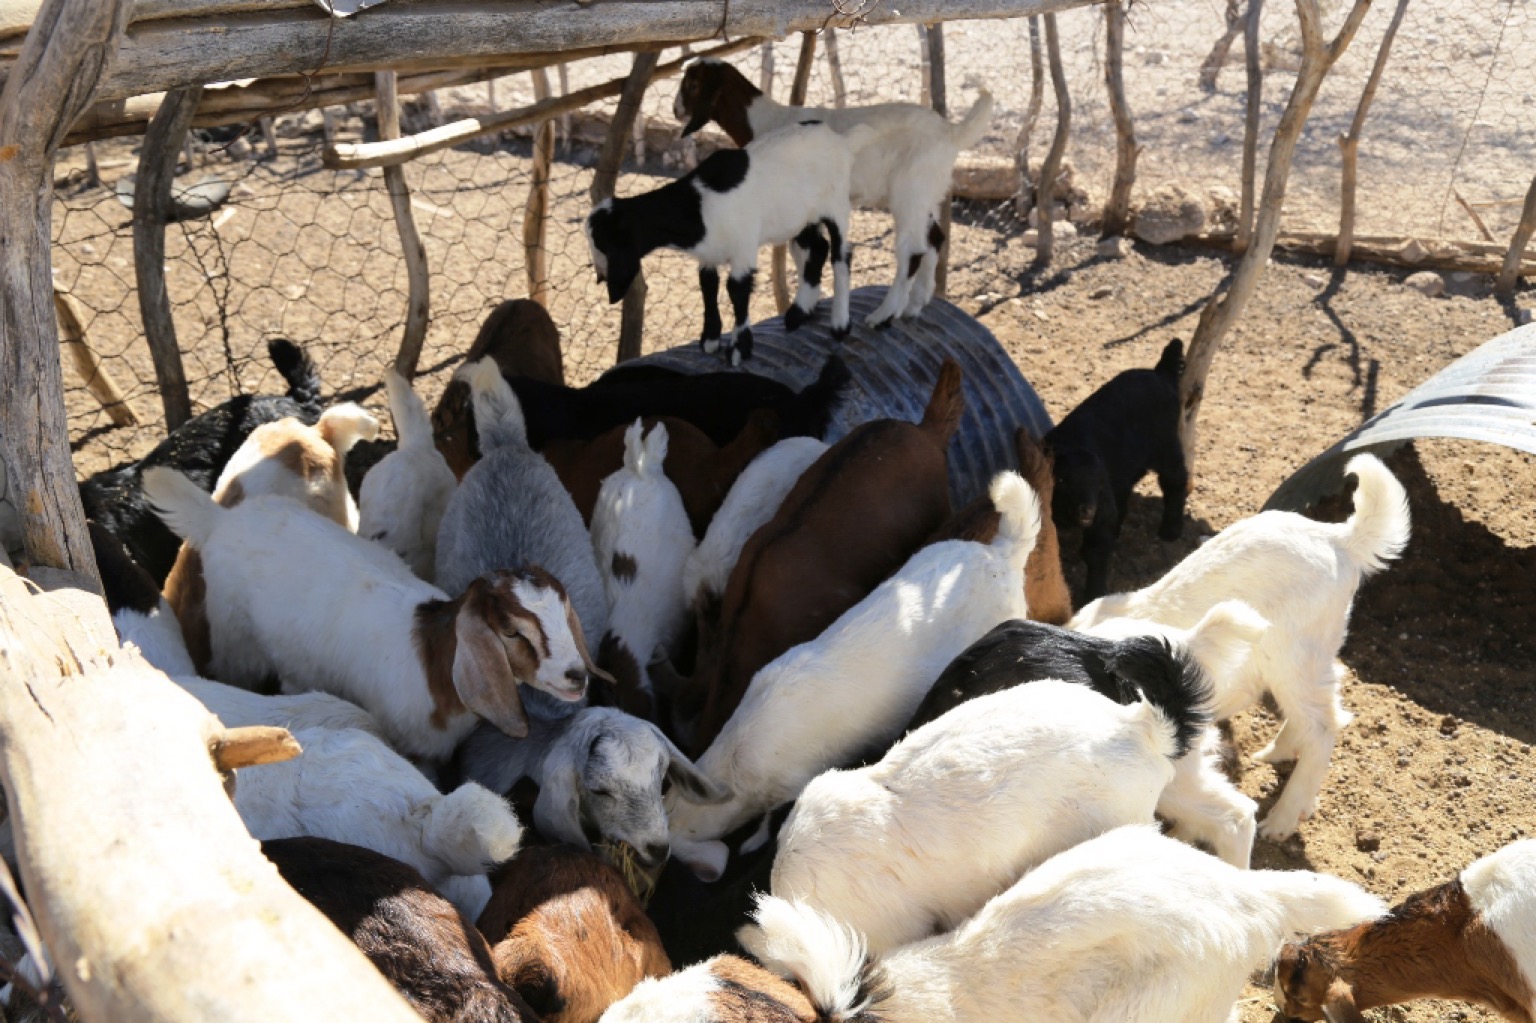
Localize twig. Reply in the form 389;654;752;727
1453;188;1495;242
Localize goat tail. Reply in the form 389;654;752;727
423;782;525;877
919;359;966;444
142;467;222;549
949;88;995;152
789;354;852;439
384;369;435;450
1252;868;1387;940
624;418;669;478
465;356;530;452
989;470;1041;569
316;402;380;459
1340;454;1411;574
1013;426;1055;495
267;338;324;420
1155;338;1185;379
1184;599;1268;696
1105;635;1211;761
743;896;887;1023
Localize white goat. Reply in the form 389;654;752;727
359;370;458;582
665;472;1040;878
1071;454;1411;840
591;421;697;711
144;468;603;762
673;57;994;327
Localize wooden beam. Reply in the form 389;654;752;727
926;22;951;299
133;85;201;431
373;71;430;377
592;51;660;366
524;67;555;308
0;0;130;578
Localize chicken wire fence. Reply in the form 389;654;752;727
53;0;1535;479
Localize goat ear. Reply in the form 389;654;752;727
452;588;531;739
1321;981;1366;1023
680;70;720;136
659;730;732;805
533;748;590;849
671;836;728;883
605;250;642;304
566;598;617;687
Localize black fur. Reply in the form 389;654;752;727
1044;338;1189;600
263;837;534;1023
926;219;946;253
87;520;161;616
905;619;1212;758
700;266;724;341
725;269;756;361
79;338;324;584
695;148;752;192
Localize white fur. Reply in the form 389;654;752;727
681;436;828;610
216;403;377;531
744;826;1387;1023
359;370;458;581
113;599;197;677
233;725;522;920
174;674;380;735
765;679;1178;955
666;472;1040;854
600;958;721;1023
591;421;697;699
1462;841;1536;1007
1071;454;1411;840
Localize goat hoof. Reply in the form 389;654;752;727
830;323;851;341
783;304;811;332
729;347;744;367
701;337;721;355
734;330;754;362
868;315;894;331
1158;521;1185;542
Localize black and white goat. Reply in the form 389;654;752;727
584;121;870;364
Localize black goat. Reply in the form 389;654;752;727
79;338;323;584
1045;338;1188;600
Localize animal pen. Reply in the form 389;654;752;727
1;0;1535;1016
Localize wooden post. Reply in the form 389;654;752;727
823;29;848;108
1034;13;1070;265
375;72;431;377
1014;16;1044;218
1181;0;1376;470
1336;0;1409;266
759;40;776;93
557;63;572;150
927;23;951;299
524;67;555;307
0;566;424;1023
1102;0;1138;238
917;25;933;108
770;31;819;315
591;51;661;365
1235;0;1265;254
0;0;131;577
1198;0;1245;93
259;115;278;158
133;85;201;431
1496;173;1536;297
83;141;102;188
55;289;137;427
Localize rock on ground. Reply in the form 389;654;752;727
1132;183;1207;244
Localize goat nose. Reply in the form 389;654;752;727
640;841;670;867
565;668;587;685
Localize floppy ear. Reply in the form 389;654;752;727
452;590;531;739
605;248;642;304
533;744;590;849
1321;981;1366;1023
680;70;721;136
566;597;617;686
671;836;728;882
658;728;732;805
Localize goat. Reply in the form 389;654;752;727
1275;839;1536;1023
666;471;1040;878
927;425;1072;624
585;122;869;364
763;678;1202;954
905;606;1266;867
454;707;728;877
1071;454;1411;840
674;57;993;328
263;837;535;1023
1046;338;1188;600
477;845;672;1023
435;358;612;725
589;422;698;717
80;337;324;583
679;359;964;756
143;467;604;761
360;370;459;582
163;403;379;675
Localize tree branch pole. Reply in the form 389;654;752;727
823;29;848;108
1497;173;1536;297
524;67;555;308
1235;0;1265;254
1180;0;1377;471
1034;12;1071;265
1014;16;1045;218
771;31;819;314
374;72;431;377
133;85;201;431
1198;0;1245;93
926;22;951;299
1102;0;1137;238
55;289;137;428
0;0;131;578
1336;0;1409;266
591;51;661;365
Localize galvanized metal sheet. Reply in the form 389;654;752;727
1265;322;1536;512
626;286;1052;508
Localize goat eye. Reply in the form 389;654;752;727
589;788;612;798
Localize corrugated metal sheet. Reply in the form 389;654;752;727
1265;322;1536;512
626;286;1052;507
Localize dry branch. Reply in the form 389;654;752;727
1497;173;1536;297
927;22;952;299
1198;0;1245;93
524;66;555;308
375;72;431;377
823;29;847;108
1013;15;1045;217
592;51;661;365
1102;0;1137;238
1336;0;1409;266
1235;0;1264;253
1034;13;1071;265
54;289;137;428
210;726;302;771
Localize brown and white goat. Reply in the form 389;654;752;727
675;359;964;756
1275;839;1536;1023
477;845;671;1023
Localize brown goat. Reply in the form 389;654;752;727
680;360;964;756
926;426;1072;625
433;298;565;478
264;836;536;1023
477;846;671;1023
542;410;779;539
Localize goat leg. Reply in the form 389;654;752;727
784;223;829;332
699;266;724;353
725;269;755;366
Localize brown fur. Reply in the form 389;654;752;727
433;299;565;479
414;573;550;732
1276;877;1535;1023
478;846;671;1023
543;411;779;539
705;955;820;1023
682;361;964;756
676;61;764;147
594;632;655;721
